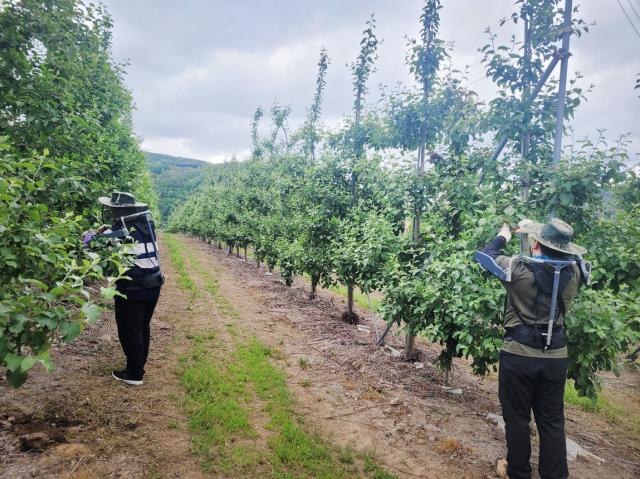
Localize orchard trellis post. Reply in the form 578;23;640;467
520;6;533;252
550;0;573;218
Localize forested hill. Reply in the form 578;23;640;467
145;152;214;221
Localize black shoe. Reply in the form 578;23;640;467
112;369;143;386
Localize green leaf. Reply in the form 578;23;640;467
37;349;54;372
6;369;28;388
60;320;82;343
100;286;119;300
82;302;100;322
4;352;22;372
8;314;29;334
20;356;37;373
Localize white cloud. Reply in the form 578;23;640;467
106;0;639;164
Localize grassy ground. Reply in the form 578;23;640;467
565;380;640;435
326;283;382;312
165;233;198;297
165;233;396;478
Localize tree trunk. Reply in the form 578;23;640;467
228;244;233;255
342;282;359;324
236;246;240;257
217;241;222;249
310;276;318;300
444;362;454;386
404;331;416;362
405;121;427;361
244;246;247;261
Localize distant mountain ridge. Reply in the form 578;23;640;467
145;152;213;221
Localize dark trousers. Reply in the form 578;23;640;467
499;351;569;479
114;295;159;379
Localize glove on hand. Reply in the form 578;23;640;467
498;223;512;243
514;218;542;235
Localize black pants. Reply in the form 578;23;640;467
499;351;569;479
114;295;159;379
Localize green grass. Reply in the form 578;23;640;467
326;283;381;312
180;336;259;473
166;234;396;477
179;239;239;317
164;234;197;296
363;454;397;479
167;418;178;429
179;334;395;477
564;381;640;434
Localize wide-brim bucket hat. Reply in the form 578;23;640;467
98;191;147;209
524;218;587;256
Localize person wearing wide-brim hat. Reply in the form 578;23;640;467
98;191;149;220
90;191;163;386
514;218;587;256
480;218;588;479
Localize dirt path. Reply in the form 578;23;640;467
0;237;206;478
2;233;639;478
191;235;640;479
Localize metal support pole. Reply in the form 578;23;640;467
550;0;573;218
479;52;563;187
488;53;562;164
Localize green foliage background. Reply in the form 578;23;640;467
168;0;639;400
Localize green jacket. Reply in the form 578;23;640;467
486;237;580;358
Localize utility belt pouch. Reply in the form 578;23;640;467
140;269;165;288
505;324;567;350
118;268;164;291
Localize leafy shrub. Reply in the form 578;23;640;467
0;144;128;387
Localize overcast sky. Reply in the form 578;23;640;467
103;0;640;164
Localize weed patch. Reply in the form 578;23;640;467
181;242;239;317
164;234;197;296
565;381;640;435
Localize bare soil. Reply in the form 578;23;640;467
2;233;639;479
0;240;206;478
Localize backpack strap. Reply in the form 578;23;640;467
524;262;573;321
507;260;574;327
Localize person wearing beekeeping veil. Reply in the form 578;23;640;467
91;192;164;386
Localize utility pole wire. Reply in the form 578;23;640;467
627;0;640;22
617;0;640;39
